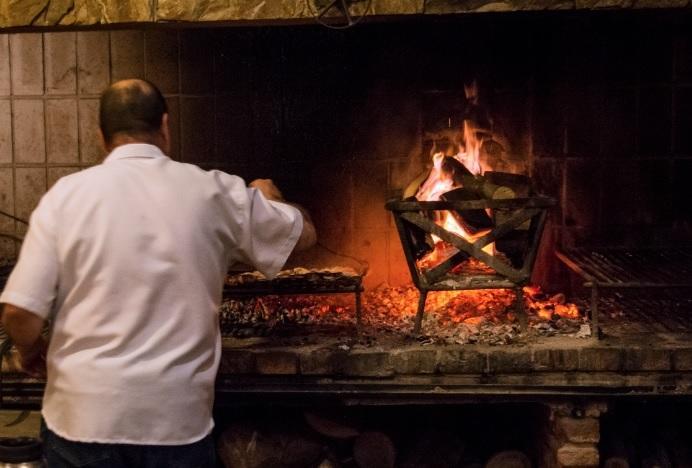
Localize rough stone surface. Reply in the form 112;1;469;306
392;348;438;374
533;348;579;371
556;444;599;467
9;33;43;95
219;349;255;374
0;169;14;232
0;35;10;95
299;347;348;375
556;416;599;444
255;351;298;375
13;100;45;163
488;349;533;373
438;348;487;373
622;347;671;371
578;347;623;371
673;348;692;371
1;0;690;28
343;349;394;377
44;32;77;95
0;100;10;164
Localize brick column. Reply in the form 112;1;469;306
542;402;605;468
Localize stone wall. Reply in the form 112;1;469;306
1;0;690;29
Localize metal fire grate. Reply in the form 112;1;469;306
555;247;692;336
223;270;364;327
386;196;555;334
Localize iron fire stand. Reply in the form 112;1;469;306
386;196;555;334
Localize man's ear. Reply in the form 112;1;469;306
161;113;171;155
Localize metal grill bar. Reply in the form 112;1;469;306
556;248;692;338
595;294;692;335
557;248;692;288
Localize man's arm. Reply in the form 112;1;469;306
249;179;317;251
1;304;47;378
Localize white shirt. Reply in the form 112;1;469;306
0;144;302;445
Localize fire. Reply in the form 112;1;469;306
414;90;495;267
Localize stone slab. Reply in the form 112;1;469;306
1;0;689;28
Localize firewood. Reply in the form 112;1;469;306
352;431;396;468
603;457;630;468
216;423;323;468
484;450;531;468
440;188;494;234
441;157;515;200
601;426;631;468
399;429;465;468
304;411;360;440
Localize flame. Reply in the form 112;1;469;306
414;111;494;268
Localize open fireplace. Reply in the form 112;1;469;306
2;3;692;467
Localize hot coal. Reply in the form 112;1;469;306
219;284;589;346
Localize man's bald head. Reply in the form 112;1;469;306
99;79;168;149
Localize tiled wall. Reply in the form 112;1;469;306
2;12;690;290
0;26;423;288
0;30;181;257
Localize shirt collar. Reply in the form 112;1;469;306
103;143;169;163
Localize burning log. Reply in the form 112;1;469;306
439;156;515;201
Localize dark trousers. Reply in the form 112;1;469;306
41;425;216;468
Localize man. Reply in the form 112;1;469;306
0;79;316;467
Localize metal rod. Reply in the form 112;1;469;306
515;287;527;332
413;290;428;335
355;290;362;327
591;284;599;340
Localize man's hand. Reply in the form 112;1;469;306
2;304;47;379
249;179;284;202
249;178;317;251
13;337;47;379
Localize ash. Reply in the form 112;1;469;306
219;285;590;346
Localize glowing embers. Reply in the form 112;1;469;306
218;285;587;345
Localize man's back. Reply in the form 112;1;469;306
4;143;303;444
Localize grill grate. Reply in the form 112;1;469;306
556;248;692;337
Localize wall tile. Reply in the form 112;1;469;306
350;228;388;289
165;96;180;161
0;35;9;96
13;100;45;163
674;87;692;154
180;29;214;95
0;169;14;232
46;99;79;163
145;30;179;94
387;227;412;287
0;238;17;260
45;32;77;95
180;97;215;162
78;99;104;164
48;167;80;189
215;94;254;165
638;86;672;156
110;30;145;82
10;33;43;95
77;31;110;94
353;160;389;230
15;168;46;231
0;100;11;163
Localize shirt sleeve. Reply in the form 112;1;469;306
216;173;303;279
0;193;60;319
